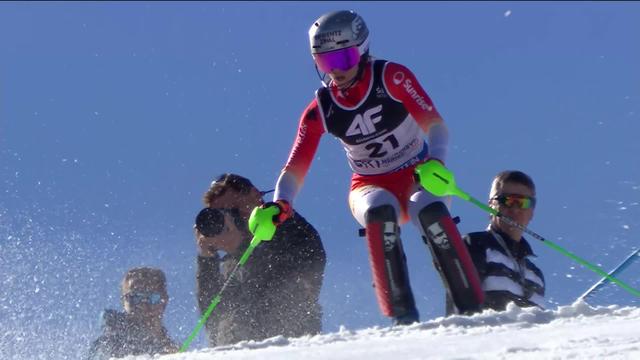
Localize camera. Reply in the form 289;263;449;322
195;208;245;237
195;208;226;237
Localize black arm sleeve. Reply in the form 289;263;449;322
86;337;107;360
464;232;488;276
196;254;223;315
256;213;326;337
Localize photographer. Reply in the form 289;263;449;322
87;267;177;359
195;174;326;346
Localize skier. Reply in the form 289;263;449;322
253;10;483;325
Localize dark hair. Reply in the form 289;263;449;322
490;170;536;196
202;173;257;207
121;267;167;294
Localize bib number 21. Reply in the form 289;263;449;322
365;134;399;158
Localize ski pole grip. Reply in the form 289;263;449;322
248;205;279;241
415;160;456;197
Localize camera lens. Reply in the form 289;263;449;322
195;208;225;237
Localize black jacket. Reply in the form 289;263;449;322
86;310;176;360
447;229;545;315
196;211;326;346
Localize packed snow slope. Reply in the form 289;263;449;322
126;301;640;360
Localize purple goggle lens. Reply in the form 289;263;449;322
314;47;360;72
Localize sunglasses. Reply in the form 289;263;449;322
313;46;361;73
491;194;536;209
123;292;164;305
260;189;275;196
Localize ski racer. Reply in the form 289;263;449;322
254;10;483;325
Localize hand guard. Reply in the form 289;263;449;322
414;159;455;197
247;200;293;241
427;157;444;166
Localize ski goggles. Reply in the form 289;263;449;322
491;194;536;209
313;46;360;73
123;292;164;305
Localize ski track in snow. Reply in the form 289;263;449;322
118;301;640;360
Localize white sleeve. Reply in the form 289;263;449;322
273;171;301;204
427;122;449;163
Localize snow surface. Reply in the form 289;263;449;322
122;301;640;360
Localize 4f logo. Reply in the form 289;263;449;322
346;105;383;136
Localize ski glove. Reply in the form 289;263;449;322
262;200;293;225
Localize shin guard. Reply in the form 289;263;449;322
364;205;417;318
418;202;484;314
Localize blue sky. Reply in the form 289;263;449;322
1;2;639;359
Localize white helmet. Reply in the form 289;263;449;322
308;10;370;56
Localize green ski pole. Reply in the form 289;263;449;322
179;205;280;352
415;160;640;298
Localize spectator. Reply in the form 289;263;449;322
195;173;326;346
447;170;546;315
87;267;177;359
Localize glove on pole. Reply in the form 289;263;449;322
415;160;640;298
